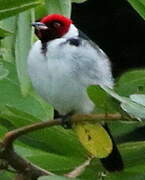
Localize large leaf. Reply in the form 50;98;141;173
87;85;119;113
0;16;17;63
0;63;9;80
130;94;145;106
122;94;145;119
35;4;48;20
0;27;12;38
15;10;33;96
101;85;145;119
45;0;71;17
0;0;42;20
121;100;145;120
14;143;85;174
115;69;145;96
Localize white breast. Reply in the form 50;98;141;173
27;25;113;115
27;40;94;115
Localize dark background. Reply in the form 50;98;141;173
72;0;145;142
72;0;145;77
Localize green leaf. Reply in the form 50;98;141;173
35;4;48;20
80;141;145;179
15;10;33;96
0;125;8;138
101;85;145;119
5;105;40;122
121;100;145;119
0;27;12;38
106;121;142;144
45;0;71;17
0;16;17;63
106;141;145;180
71;0;87;3
0;0;42;20
0;63;9;80
14;143;85;174
78;163;101;180
106;172;145;180
121;94;145;119
128;0;145;20
130;94;145;106
0;171;14;180
39;175;79;180
115;69;145;96
30;91;54;121
87;85;118;113
102;86;130;103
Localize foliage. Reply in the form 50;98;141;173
38;175;79;180
128;0;145;20
0;0;145;180
0;0;42;20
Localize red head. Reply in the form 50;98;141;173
32;14;72;42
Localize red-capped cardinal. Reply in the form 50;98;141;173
27;14;123;172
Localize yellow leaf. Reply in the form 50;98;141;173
74;122;113;158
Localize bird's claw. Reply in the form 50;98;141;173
61;115;72;129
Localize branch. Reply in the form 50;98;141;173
0;143;54;179
0;113;123;179
3;119;61;148
3;113;122;147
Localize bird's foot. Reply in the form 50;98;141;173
61;115;72;129
54;110;73;129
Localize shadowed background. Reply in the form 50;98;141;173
72;0;145;77
72;0;145;143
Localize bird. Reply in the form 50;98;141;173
27;14;123;172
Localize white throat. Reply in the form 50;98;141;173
63;24;78;39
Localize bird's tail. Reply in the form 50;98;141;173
100;123;124;172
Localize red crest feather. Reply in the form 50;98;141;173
41;14;72;25
40;14;72;37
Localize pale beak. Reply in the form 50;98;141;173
32;22;48;30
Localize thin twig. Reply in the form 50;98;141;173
72;113;122;122
65;158;92;178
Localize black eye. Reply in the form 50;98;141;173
52;21;61;28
